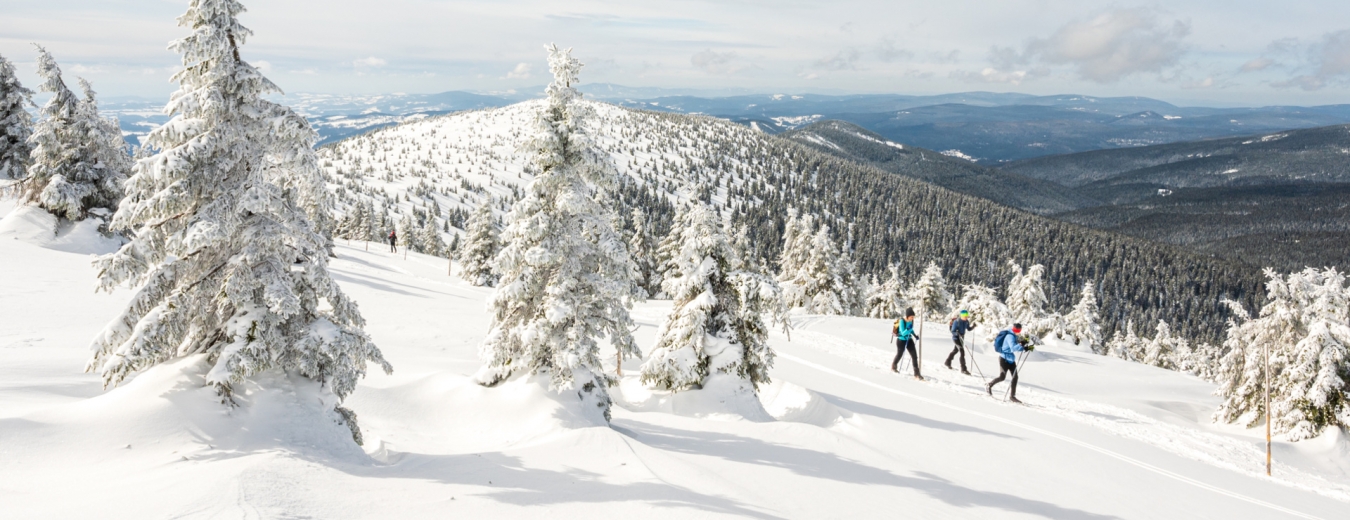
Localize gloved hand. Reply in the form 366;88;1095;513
1025;345;1035;352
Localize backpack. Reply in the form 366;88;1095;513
993;329;1014;353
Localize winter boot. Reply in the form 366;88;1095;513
985;383;994;396
961;369;971;376
1009;396;1023;404
913;375;924;381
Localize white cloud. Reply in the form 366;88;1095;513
505;62;532;79
352;56;387;68
691;49;753;75
813;48;861;71
953;8;1189;85
1273;30;1350;90
1025;8;1190;83
1240;58;1275;72
874;38;914;63
254;60;272;73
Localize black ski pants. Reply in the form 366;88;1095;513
945;335;967;370
989;357;1018;397
389;237;397;252
892;338;920;376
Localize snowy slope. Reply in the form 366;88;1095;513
1;198;1347;518
318;99;781;241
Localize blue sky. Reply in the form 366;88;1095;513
2;0;1348;106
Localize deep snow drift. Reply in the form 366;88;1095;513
1;200;1348;518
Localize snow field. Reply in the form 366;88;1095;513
1;207;1348;518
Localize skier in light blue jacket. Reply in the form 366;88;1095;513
986;323;1033;403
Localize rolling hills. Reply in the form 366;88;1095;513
314;100;1267;344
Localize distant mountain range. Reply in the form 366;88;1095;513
101;86;1350;163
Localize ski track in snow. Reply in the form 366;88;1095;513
787;324;1350;507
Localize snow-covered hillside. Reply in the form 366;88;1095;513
1;196;1348;518
317;99;759;237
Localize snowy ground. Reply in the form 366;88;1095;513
1;200;1348;519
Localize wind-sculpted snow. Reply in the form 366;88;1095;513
2;220;1348;518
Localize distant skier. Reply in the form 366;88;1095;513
388;229;398;253
891;308;922;380
945;309;975;375
987;323;1033;403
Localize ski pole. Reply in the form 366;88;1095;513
968;339;987;382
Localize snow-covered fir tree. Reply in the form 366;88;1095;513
640;202;786;392
956;284;1012;342
0;52;33;180
458;199;499;286
1214;268;1350;441
1142;320;1185;370
88;1;391;431
473;44;638;422
418;219;447;257
627;207;661;298
908;261;954;320
397;214;421;252
1063;282;1105;354
775;208;811;282
1106;320;1145;362
866;264;908;319
1005;260;1059;338
792;224;855;314
21;47;128;221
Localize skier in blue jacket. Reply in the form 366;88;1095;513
890;308;922;380
945;310;975;375
986;323;1034;403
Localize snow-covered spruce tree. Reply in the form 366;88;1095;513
458;199;499;286
88;1;391;434
418;219;446;258
0;53;34;180
628;207;660;298
640;202;786;392
21;47;128;221
473;44;638;422
1063;282;1105;354
775;208;811;284
397;214;422;252
783;224;852;315
956;284;1012;342
908;261;954;320
1214;268;1350;440
1142;320;1185;370
866;264;908;319
1106;320;1145;362
1005;260;1059;338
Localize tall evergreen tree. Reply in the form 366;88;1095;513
865;264;907;319
1143;320;1184;370
1063;282;1104;354
1106;320;1145;362
908;261;954;320
628;207;660;298
1214;268;1350;440
473;44;638;422
1005;260;1058;338
89;1;390;429
0;53;33;180
458;199;499;286
22;47;127;221
956;284;1012;342
640;202;786;392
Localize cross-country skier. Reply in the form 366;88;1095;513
388;229;398;253
986;323;1033;403
891;308;922;380
945;310;975;375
